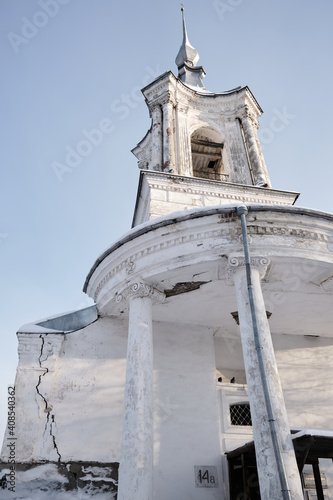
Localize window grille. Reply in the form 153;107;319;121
230;403;252;426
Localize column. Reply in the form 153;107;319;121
162;95;175;172
240;108;270;187
224;115;252;185
150;104;162;171
252;116;272;188
228;256;303;500
117;281;164;500
176;105;192;177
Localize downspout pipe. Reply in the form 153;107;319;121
236;204;291;500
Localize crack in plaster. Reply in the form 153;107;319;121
36;335;61;462
36;336;50;414
50;414;61;462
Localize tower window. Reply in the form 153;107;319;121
230;403;252;426
190;129;228;182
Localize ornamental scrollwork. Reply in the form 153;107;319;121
116;280;165;305
226;255;270;285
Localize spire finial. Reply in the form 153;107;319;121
175;5;200;69
175;6;206;88
180;5;189;45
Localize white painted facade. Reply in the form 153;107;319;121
1;9;333;500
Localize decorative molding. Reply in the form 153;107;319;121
144;75;260;119
236;95;261;121
125;261;136;275
229;255;270;269
93;221;331;302
176;105;189;114
237;104;251;120
148;181;296;206
246;225;329;241
93;227;238;302
143;73;177;100
226;256;270;285
238;233;253;245
160;92;176;107
150;103;162;114
115;280;165;307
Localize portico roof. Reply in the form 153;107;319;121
226;429;333;461
83;203;333;293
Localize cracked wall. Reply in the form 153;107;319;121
1;317;127;465
35;333;63;462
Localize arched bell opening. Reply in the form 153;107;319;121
190;128;228;182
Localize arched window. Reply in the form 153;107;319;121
191;128;227;182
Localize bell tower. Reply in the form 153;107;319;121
132;8;298;226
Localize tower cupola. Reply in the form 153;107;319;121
131;10;299;226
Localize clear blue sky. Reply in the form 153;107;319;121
0;0;332;438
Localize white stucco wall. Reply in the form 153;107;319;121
1;317;128;464
52;317;128;463
274;334;333;430
153;321;224;499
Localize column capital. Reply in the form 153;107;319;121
149;102;162;114
176;104;189;115
224;113;236;123
226;255;270;285
116;279;165;305
237;104;253;120
238;107;261;131
160;92;176;107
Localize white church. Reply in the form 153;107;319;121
1;8;333;500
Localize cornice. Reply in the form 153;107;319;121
92;223;237;303
141;70;176;94
92;214;333;305
83;203;333;295
90;220;332;305
143;72;178;103
242;87;263;116
142;171;299;204
149;183;292;205
141;70;261;118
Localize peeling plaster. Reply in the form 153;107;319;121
164;280;209;297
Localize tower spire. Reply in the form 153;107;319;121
175;6;206;88
175;6;200;68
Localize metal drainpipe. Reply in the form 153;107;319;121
236;204;291;500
